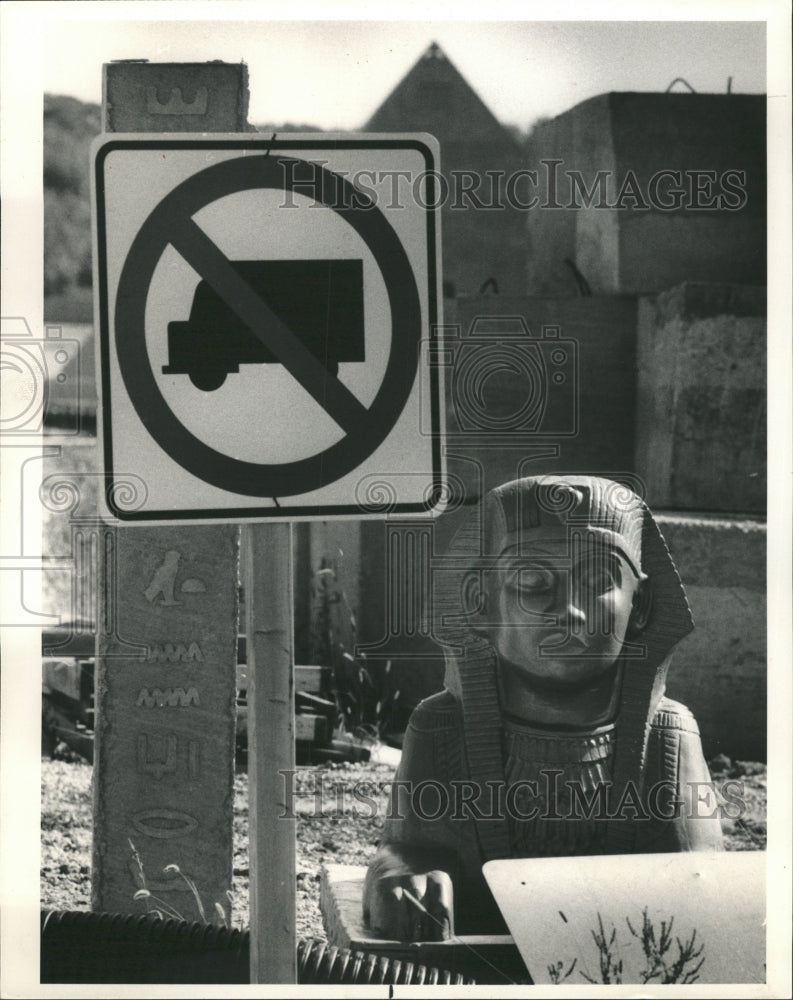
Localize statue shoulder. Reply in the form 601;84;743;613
393;690;466;787
650;696;702;736
405;690;462;734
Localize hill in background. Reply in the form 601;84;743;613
43;93;323;322
44;95;100;320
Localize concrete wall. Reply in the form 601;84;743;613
659;513;766;761
293;520;361;668
444;294;639;499
526;92;766;296
635;282;766;513
437;152;528;297
526;93;620;296
610;93;766;294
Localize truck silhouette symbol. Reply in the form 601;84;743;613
162;259;365;391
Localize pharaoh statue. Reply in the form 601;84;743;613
363;475;722;940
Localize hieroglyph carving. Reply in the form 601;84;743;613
136;687;200;708
146;642;203;663
136;733;201;779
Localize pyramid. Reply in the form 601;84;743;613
365;42;519;148
364;43;528;298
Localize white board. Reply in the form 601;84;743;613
484;851;766;986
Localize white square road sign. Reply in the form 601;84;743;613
92;134;445;522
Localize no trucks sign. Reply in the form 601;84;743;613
92;134;444;521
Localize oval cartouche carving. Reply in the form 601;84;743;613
131;808;198;839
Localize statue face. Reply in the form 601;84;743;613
486;527;644;688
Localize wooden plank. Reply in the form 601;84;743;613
235;663;328;697
294;713;328;744
244;523;296;984
294;664;329;695
295;690;335;712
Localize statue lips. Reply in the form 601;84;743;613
504;648;620;696
526;630;620;688
539;631;587;652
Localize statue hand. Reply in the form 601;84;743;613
366;869;454;941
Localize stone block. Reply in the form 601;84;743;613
92;525;239;921
635;282;765;513
658;512;766;761
526;92;765;296
92;59;246;928
104;61;249;133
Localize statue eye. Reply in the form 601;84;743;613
514;569;555;594
578;561;620;595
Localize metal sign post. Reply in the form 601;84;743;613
244;522;295;982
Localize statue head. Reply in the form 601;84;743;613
459;478;653;725
434;474;693;720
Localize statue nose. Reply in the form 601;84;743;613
555;587;586;632
563;600;586;630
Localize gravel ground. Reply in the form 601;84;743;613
41;752;766;938
41;755;394;937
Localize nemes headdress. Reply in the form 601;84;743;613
432;474;694;859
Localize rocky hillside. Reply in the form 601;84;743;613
44;95;100;320
43;94;324;321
